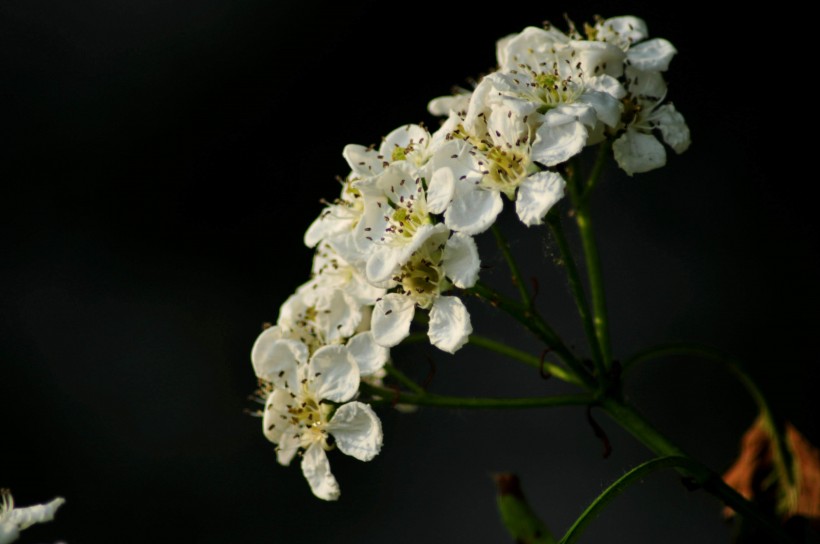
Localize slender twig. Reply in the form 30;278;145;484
383;363;424;395
546;210;604;373
361;382;591;409
468;334;579;384
492;223;533;308
567;150;613;371
468;282;595;389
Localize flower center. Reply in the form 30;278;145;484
288;388;332;441
481;146;530;198
397;251;447;309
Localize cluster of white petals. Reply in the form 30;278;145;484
251;14;687;500
0;490;64;544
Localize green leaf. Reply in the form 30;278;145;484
494;473;555;544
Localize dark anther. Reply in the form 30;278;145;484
539;348;553;380
422;356;437;390
586;406;613;459
262;322;273;330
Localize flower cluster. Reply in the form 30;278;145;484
0;489;64;544
250;15;688;500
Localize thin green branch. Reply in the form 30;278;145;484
492;223;533;308
468;334;579;385
383;363;424;395
623;343;796;491
567;152;613;371
468;282;595;389
546;211;604;374
559;456;699;544
580;140;610;202
361;382;592;409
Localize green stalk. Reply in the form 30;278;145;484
468;334;579;385
546;211;605;376
567;152;613;370
492;223;533;308
383;363;424;395
469;282;595;389
361;382;591;409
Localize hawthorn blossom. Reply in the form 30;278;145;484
371;228;479;353
251;339;382;500
429;102;566;230
0;490;64;544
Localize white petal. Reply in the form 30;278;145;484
308;345;360;403
570;40;626;78
653;104;691;154
315;289;362;343
532;119;588;167
346;331;389;376
579;90;622;128
428;92;471;117
262;389;292;444
428;296;472;354
426;166;455;215
586;74;627;99
625;66;667;100
304;207;344;248
3;497;65;531
343;144;384;179
380;124;430;159
444;182;503;235
327;401;383;462
596;16;648;47
627;38;677;71
613;130;666;176
442;233;480;288
365;245;401;284
0;522;20;544
276;432;301;466
301;443;340;501
371;293;416;347
515;171;566;226
251;330;306;389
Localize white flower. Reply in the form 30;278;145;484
251;341;383;501
355;162;442;284
277;285;362;349
430;101;566;229
428;87;472;117
0;490;64;544
302;243;385;307
613;64;689;175
304;180;370;266
370;229;479;353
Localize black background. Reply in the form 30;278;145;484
2;2;817;543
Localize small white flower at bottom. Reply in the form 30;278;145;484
0;490;65;544
255;344;383;501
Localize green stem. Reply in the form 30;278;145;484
623;343;796;491
567;152;613;371
600;398;796;544
559;456;699;544
383;363;424;395
492;223;533;308
580;140;610;202
468;334;579;385
546;211;604;374
361;382;591;409
469;282;595;389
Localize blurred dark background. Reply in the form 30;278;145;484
1;1;817;543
